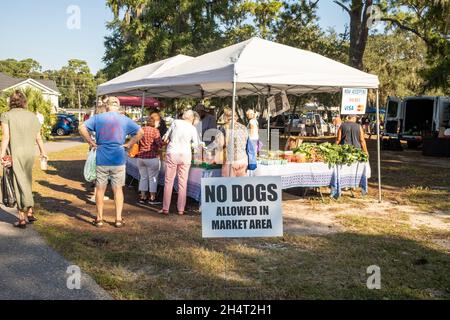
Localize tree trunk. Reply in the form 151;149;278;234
336;0;372;70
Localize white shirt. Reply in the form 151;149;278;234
165;119;201;156
36;112;45;125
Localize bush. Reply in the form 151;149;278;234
0;87;56;140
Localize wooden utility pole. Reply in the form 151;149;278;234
77;89;82;122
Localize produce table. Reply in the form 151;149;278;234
127;157;371;201
126;157;221;202
254;161;371;198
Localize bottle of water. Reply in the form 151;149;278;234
40;157;48;171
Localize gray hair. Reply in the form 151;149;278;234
106;96;121;111
182;109;195;121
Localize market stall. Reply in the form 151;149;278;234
98;37;381;202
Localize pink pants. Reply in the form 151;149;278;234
221;159;248;177
163;153;191;212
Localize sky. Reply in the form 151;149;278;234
0;0;349;74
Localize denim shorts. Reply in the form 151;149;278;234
96;165;126;188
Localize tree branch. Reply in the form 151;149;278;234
380;17;431;45
333;1;351;15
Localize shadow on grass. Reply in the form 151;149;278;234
45;160;86;184
33;191;95;226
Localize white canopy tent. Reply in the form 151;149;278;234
98;37;379;98
97;37;382;202
97;54;193;96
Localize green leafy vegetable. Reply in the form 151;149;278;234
293;142;368;166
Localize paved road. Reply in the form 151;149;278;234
37;136;85;155
1;138;111;300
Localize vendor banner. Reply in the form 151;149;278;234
267;91;290;117
341;88;368;115
201;176;283;238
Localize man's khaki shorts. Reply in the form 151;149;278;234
96;165;126;188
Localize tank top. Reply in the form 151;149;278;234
340;122;362;149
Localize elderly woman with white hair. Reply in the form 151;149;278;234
160;110;202;215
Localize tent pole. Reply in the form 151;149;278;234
376;89;382;203
141;91;146;125
267;86;271;153
231;79;237;171
95;94;99;116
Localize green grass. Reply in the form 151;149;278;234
30;144;450;300
34;212;450;300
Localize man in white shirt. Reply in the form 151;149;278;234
194;104;217;142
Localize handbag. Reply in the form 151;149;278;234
2;167;17;208
256;140;263;153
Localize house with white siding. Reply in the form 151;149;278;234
0;72;60;113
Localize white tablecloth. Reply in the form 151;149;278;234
127;157;371;200
254;161;371;197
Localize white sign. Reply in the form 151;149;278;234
341;88;368;115
267;91;290;117
201;176;283;238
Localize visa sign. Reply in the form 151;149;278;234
341;88;368;115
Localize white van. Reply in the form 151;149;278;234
384;96;450;148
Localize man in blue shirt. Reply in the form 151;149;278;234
79;97;144;228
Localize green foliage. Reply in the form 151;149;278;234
0;88;56;140
0;58;105;110
104;0;239;78
0;58;42;78
275;1;344;57
44;59;99;109
364;30;429;103
294;142;368;166
242;0;283;39
382;0;450;92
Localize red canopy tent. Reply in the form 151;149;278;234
117;96;163;108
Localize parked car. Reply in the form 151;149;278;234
57;113;79;130
52;115;76;136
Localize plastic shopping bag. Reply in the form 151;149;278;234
84;149;97;182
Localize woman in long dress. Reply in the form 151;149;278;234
1;90;48;228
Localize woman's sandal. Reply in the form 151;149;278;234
92;219;104;228
114;220;125;228
14;219;27;229
178;211;184;216
27;208;37;223
27;215;38;223
158;209;169;215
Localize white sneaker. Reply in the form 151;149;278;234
88;196;110;203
